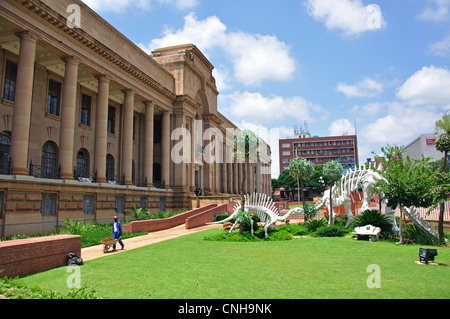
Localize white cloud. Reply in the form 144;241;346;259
329;119;356;136
396;66;450;106
419;0;450;22
144;13;296;86
221;91;327;124
83;0;198;12
304;0;386;37
361;103;440;145
427;35;450;57
336;77;384;98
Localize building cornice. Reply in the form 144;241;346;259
12;0;177;101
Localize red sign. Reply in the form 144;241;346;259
426;138;436;145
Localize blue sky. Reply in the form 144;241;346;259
83;0;450;178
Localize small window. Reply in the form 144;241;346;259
115;196;124;215
41;193;57;217
0;191;4;219
83;194;95;215
3;60;18;101
282;143;290;148
47;79;62;116
80;94;91;126
140;196;147;209
107;106;115;134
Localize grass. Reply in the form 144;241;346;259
16;228;450;299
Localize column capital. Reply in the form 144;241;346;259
62;55;81;66
123;88;136;97
145;100;155;107
95;74;111;83
15;30;41;42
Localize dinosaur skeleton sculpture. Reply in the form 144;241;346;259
208;193;302;238
315;166;439;239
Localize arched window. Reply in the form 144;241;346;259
76;148;89;178
106;154;115;182
0;131;11;175
41;141;58;179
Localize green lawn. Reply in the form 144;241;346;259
20;229;450;299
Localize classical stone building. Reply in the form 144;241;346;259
0;0;271;236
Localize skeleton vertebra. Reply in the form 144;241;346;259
315;166;439;239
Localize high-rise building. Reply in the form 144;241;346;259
279;130;358;174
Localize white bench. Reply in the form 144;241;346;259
353;225;381;242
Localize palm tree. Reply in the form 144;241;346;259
434;113;450;243
234;130;259;212
289;157;315;209
323;161;344;225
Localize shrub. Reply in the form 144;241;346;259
403;223;440;246
352;209;393;238
303;203;318;221
213;214;231;222
278;224;308;236
313;225;345;237
305;218;327;232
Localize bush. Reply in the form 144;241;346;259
312;225;345;237
303;203;318;221
213;214;231;222
305;218;327;232
277;224;308;236
403;223;440;246
352;209;393;238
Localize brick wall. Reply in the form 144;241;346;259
185;203;235;229
0;235;81;278
123;204;218;233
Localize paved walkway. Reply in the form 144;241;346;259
81;224;222;262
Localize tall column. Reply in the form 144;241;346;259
94;75;110;183
122;89;135;186
161;111;171;189
233;158;238;195
10;31;38;175
144;101;154;187
59;57;80;180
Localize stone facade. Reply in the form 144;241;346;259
0;0;271;237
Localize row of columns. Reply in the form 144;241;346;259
8;30;266;195
9;30;172;188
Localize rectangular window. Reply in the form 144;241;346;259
83;194;95;215
107;106;115;134
140;196;147;209
3;60;18;101
282;143;290;148
0;191;4;219
282;151;291;156
80;94;91;126
115;196;124;215
47;79;62;116
41;193;57;217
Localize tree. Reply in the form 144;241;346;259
234;129;259;212
288;157;315;209
323;161;344;225
375;145;436;244
434;113;450;243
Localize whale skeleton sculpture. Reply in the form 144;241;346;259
315;165;439;239
208;192;303;238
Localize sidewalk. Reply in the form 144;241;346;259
81;224;222;262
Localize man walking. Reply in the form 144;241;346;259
112;216;125;251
